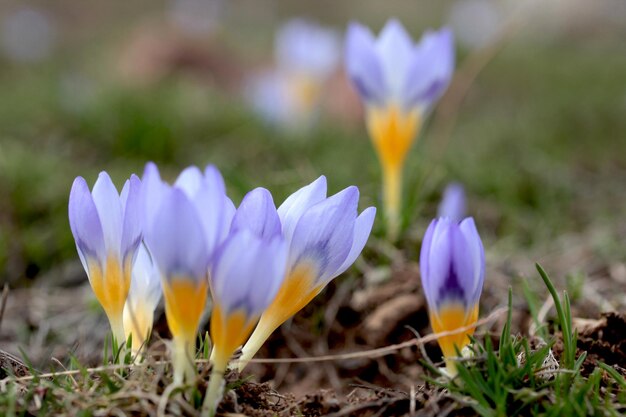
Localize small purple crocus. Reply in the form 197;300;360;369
420;216;485;374
68;172;142;344
204;187;288;414
141;162;234;384
345;19;454;239
437;182;466;222
238;176;376;370
245;19;340;131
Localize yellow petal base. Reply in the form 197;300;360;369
237;262;322;371
430;302;479;375
89;256;132;343
204;305;258;417
163;277;208;384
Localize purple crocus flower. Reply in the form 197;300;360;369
205;187;288;414
437;182;466;222
345;19;454;111
245;19;340;131
419;216;485;374
345;19;454;239
238;176;376;370
68;172;142;344
141;162;234;384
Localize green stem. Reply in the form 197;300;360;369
382;162;403;241
202;360;226;417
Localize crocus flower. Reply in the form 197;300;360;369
122;244;162;353
204;188;287;416
419;217;485;374
345;19;454;239
245;19;340;131
142;162;234;384
68;172;142;344
238;176;376;370
437;182;466;222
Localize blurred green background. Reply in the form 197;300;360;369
1;0;626;288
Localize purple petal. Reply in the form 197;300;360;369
376;19;415;99
345;22;386;104
145;188;208;281
174;166;203;197
68;176;105;269
335;206;376;276
437;182;466;222
187;177;226;259
121;174;143;264
211;230;287;316
403;27;454;109
419;218;440;307
231;188;281;239
278;176;327;245
289;186;359;284
204;165;227;195
459;217;485;305
450;224;476;306
425;218;454;307
91;171;123;257
141;162;167;234
276;18;340;77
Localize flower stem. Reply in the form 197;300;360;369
237;318;275;372
382;162;403;241
202;358;227;417
172;339;195;385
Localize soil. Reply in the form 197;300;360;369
2;244;626;415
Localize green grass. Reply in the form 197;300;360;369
428;265;625;417
3;40;626;283
2;265;624;416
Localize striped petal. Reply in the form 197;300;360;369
211;229;287;316
459;217;485;305
288;186;358;284
403;27;454;109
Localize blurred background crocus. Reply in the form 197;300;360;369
345;19;454;239
245;19;340;132
122;244;162;353
238;176;376;370
142;163;233;385
419;216;485;375
68;172;142;345
204;188;287;416
437;182;466;222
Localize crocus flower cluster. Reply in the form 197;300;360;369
420;200;484;375
68;164;375;415
345;19;454;239
246;19;340;131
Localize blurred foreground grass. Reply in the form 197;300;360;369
1;39;626;285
